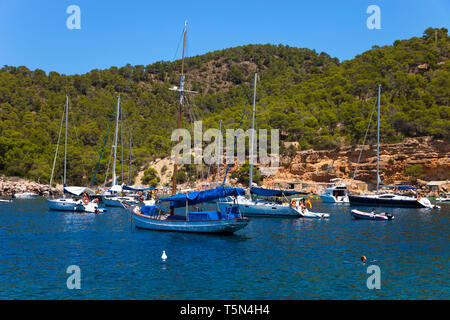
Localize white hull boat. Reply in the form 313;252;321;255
217;196;301;217
320;184;349;203
12;192;39;199
351;209;394;221
47;197;106;213
103;196;139;207
294;208;330;219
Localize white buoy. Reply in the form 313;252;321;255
161;250;167;261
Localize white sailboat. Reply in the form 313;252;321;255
217;73;302;217
47;96;106;213
101;95;130;207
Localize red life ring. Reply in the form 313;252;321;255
83;197;89;204
290;200;297;207
94;198;99;204
139;196;145;202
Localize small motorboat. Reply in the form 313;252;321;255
0;199;12;203
436;194;450;203
351;209;394;221
12;192;39;199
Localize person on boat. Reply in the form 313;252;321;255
299;198;307;213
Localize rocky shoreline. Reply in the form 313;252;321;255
0;176;62;197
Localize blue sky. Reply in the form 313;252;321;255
0;0;448;75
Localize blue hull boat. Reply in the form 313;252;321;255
124;187;250;234
132;210;249;233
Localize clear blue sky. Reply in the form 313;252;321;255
0;0;448;75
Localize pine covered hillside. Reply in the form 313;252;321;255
0;27;448;186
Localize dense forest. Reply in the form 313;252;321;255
0;27;448;186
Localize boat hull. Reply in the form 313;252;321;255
47;199;81;211
103;197;139;207
348;195;427;208
218;201;300;217
13;193;39;199
132;212;249;233
297;209;330;219
351;209;393;221
47;198;106;213
320;194;349;203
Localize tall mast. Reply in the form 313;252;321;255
171;20;188;196
120;103;124;184
49;100;66;187
129;128;132;185
112;95;120;188
216;120;222;186
64;95;68;186
249;73;257;189
376;84;381;194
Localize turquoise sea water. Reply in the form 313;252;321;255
0;199;448;299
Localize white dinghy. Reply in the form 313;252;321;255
351;209;394;221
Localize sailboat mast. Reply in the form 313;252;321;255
376;84;381;194
112;95;120;187
249;72;257;189
216;120;222;185
171;20;187;196
64;95;68;186
120;104;124;184
129;128;132;185
49;101;66;187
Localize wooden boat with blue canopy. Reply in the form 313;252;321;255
123;22;248;233
125;186;249;233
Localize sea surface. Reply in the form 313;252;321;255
0;198;448;299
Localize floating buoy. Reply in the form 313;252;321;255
361;255;367;263
161;250;167;261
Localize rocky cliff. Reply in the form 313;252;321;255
264;137;449;193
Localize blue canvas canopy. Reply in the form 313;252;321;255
160;186;245;208
122;185;156;192
250;187;302;197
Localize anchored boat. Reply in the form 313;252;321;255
348;85;435;209
351;209;394;221
218;187;305;217
46;96;106;213
12;192;39;199
320;180;349;203
125;186;249;233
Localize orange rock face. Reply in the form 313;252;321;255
267;137;449;188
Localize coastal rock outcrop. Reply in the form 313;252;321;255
0;176;62;196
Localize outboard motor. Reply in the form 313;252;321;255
385;213;394;220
